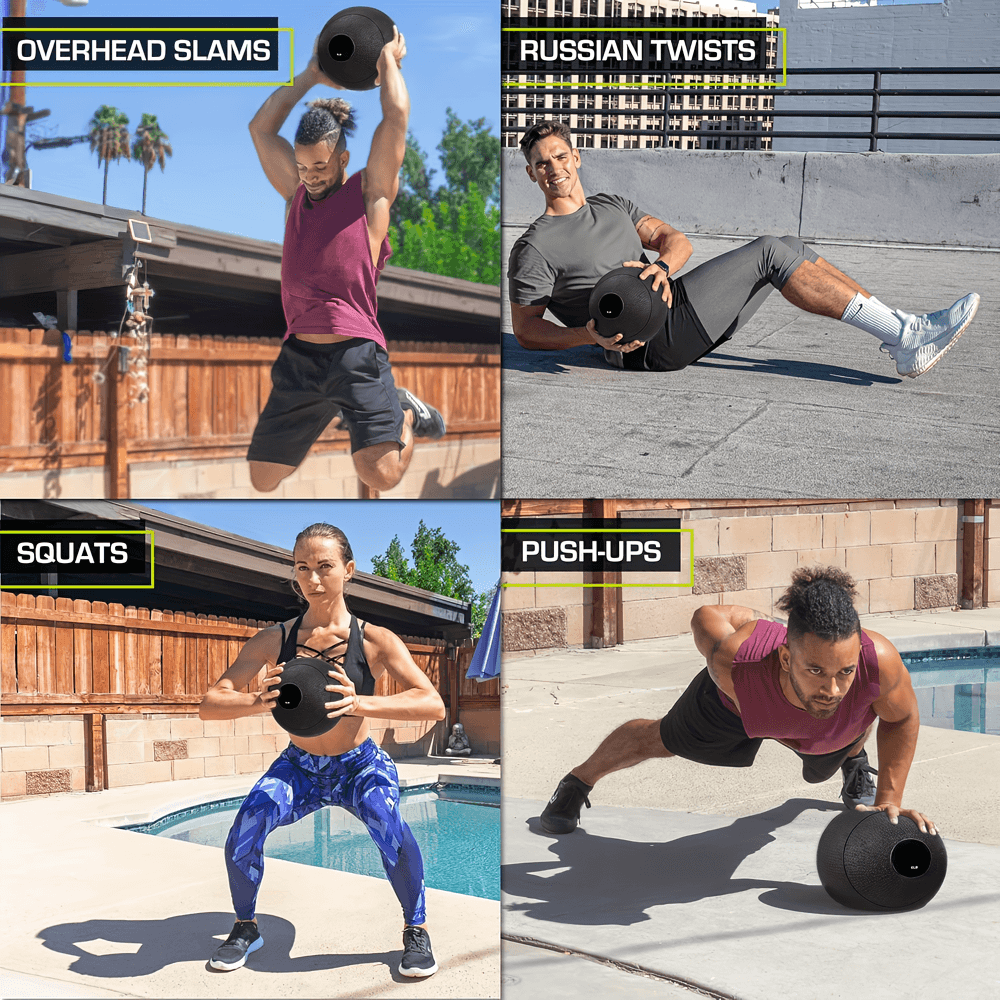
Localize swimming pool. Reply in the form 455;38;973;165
902;645;1000;736
120;782;500;900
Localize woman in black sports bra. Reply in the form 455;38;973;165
199;521;446;979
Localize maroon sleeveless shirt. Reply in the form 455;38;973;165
718;620;880;754
281;171;391;346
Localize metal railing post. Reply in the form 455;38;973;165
871;70;881;151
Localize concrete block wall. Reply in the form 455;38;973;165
501;149;1000;248
0;712;444;800
502;500;963;654
0;438;500;500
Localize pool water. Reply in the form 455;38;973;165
121;782;499;900
902;645;1000;736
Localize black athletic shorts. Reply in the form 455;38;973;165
247;336;405;466
627;235;821;372
658;668;864;782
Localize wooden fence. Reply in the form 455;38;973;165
0;328;501;496
0;591;499;716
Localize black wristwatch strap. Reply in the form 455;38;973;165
654;260;671;277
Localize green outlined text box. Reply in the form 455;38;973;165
0;530;155;590
501;527;694;588
502;27;787;87
0;27;294;87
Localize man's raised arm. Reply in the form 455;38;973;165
249;58;330;201
363;28;408;246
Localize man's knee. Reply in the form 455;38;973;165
353;443;405;492
248;460;294;492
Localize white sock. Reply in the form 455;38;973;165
839;292;904;346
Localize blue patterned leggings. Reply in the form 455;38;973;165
224;738;426;924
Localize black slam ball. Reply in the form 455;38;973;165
587;266;668;343
817;809;947;911
317;7;396;91
270;656;343;739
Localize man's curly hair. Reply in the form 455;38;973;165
775;566;861;643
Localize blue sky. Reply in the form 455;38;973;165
139;500;501;594
4;0;498;244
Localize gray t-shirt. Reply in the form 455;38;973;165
507;193;647;329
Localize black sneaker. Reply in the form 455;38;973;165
841;750;878;808
540;773;592;834
397;388;446;439
399;925;438;978
209;920;263;971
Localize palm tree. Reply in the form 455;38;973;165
87;105;130;206
131;113;172;216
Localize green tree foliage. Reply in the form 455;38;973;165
436;109;500;213
388;109;500;285
131;113;172;216
370;521;492;638
388;185;500;285
87;105;130;206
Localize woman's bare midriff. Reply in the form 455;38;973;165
289;714;370;757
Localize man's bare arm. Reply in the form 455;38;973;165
510;302;594;350
862;632;936;833
363;29;408;251
635;215;693;276
249;58;329;201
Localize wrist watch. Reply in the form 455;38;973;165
654;260;671;277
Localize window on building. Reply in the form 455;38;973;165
527;0;547;12
503;132;519;148
554;0;573;13
644;137;662;148
579;132;595;147
553;93;571;110
502;113;519;128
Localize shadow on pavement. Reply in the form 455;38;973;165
36;912;406;981
693;352;902;386
504;798;851;927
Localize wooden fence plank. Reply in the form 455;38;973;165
34;595;57;694
124;606;139;694
72;599;93;694
90;600;110;693
1;593;18;694
15;593;38;694
52;597;76;692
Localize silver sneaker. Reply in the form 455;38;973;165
881;292;979;378
603;348;625;369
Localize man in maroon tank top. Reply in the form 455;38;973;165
542;566;937;837
246;27;445;494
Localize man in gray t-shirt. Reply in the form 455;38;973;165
507;121;978;377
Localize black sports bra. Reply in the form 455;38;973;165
277;615;376;696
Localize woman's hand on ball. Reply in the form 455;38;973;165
585;319;645;353
325;665;360;718
622;259;673;307
257;662;284;712
856;802;937;836
375;26;406;85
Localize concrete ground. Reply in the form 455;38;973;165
501;236;1000;498
501;610;1000;999
0;758;500;1000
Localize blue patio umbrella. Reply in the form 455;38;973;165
466;581;501;681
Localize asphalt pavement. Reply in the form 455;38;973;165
501;235;1000;498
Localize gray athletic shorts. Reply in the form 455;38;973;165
633;234;821;372
247;336;405;467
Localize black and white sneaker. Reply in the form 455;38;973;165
397;387;446;440
841;750;878;809
209;920;263;971
539;773;593;834
399;925;438;978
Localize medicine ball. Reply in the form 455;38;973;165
588;266;668;343
317;7;396;91
270;656;343;738
817;809;947;911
